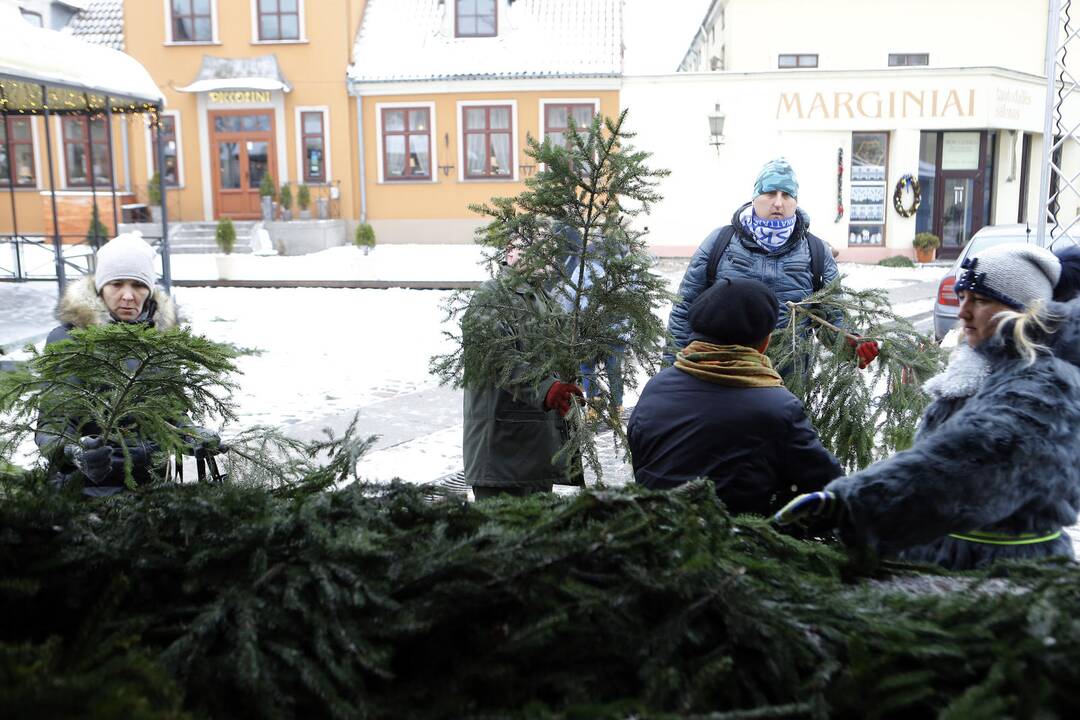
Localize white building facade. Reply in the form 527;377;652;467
631;0;1070;262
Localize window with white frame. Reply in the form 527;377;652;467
456;0;496;37
150;114;181;186
0;117;36;187
381;107;431;181
299;110;327;183
463;104;512;179
170;0;213;42
62;117;112;187
543;103;595;150
257;0;301;41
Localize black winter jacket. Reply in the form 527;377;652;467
627;366;842;516
827;299;1080;569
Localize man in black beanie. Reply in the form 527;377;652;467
628;278;842;515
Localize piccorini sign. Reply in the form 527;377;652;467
208;90;272;104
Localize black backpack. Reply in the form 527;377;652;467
704;225;828;291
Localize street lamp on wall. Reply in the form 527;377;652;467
708;104;726;154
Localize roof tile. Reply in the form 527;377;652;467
66;0;124;51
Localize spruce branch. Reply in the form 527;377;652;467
768;281;947;471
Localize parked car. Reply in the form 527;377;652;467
933;224;1037;341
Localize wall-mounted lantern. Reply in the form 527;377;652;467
708;104;726;154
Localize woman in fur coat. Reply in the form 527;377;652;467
35;233;181;496
775;242;1080;569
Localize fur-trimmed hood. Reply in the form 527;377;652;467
56;276;179;330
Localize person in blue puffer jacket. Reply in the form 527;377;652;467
665;158;879;373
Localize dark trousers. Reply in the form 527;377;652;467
472;484;552;500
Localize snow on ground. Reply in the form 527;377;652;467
835;262;946;291
169;245;492;282
175;286;459;428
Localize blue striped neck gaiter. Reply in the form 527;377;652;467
740;205;796;252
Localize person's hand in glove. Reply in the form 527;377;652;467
71;436;115;485
772;491;841;527
72;436;158;485
544;381;584;417
845;335;880;369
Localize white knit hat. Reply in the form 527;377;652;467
94;233;157;292
954;242;1061;310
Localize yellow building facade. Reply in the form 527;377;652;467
125;0;365;224
2;0;364;237
347;0;624;244
4;0;624;245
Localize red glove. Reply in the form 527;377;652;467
544;381;584;417
846;336;880;369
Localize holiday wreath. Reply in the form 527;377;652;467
893;173;921;217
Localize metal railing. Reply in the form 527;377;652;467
0;233;167;282
1040;0;1080;247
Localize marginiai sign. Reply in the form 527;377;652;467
777;89;977;120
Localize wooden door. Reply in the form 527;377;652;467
210;110;275;219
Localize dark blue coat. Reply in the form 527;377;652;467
627;366;842;516
827;299;1080;569
666;203;840;361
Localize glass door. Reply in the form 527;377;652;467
209;111;275;219
939;176;975;253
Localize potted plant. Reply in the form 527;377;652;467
279;183;293;221
913;232;941;263
215;217;237;279
85;204;110;250
148;171;163;224
259;173;276;222
297;184;311;220
354;221;376;256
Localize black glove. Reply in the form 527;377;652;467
73;436;158;486
73;436;116;485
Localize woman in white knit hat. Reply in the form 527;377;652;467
35;233;181;495
775;242;1080;569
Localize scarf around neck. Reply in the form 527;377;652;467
675;340;783;387
739;205;797;252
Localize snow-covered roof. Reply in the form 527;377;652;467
177;55;293;94
66;0;125;51
348;0;623;86
0;4;161;111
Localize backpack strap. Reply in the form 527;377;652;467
708;224;828;292
705;225;737;287
807;233;827;292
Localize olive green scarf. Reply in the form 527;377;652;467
674;340;783;388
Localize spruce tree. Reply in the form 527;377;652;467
767;281;947;471
431;110;673;480
0;324;239;486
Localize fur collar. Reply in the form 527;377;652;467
56;276;178;330
922;343;991;400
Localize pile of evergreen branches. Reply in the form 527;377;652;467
3;472;1079;719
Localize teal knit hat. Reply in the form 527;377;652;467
753;157;799;199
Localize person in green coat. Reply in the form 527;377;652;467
462;269;584;499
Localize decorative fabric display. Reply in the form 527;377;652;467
688;276;779;346
892;174;921;218
675;341;783;388
739;205;797;252
954;242;1061;310
93;232;158;292
753;157;799;199
835;147;844;222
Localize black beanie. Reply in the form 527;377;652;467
688;277;779;346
